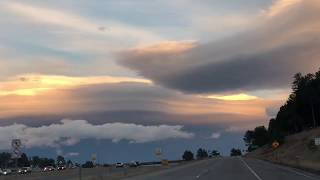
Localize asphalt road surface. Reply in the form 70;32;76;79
1;158;320;180
0;165;168;180
126;157;320;180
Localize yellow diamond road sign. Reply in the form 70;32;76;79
272;141;280;149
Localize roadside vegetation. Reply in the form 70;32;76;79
244;68;320;152
182;148;221;161
0;153;73;169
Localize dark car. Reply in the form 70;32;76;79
43;166;55;172
57;165;66;170
18;167;32;174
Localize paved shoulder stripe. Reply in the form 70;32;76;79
239;157;263;180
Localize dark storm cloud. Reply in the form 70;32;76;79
160;42;320;93
118;0;320;93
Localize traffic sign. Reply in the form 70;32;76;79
91;154;97;165
11;139;22;159
155;148;162;156
272;141;280;149
161;159;169;166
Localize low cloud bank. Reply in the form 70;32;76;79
0;119;194;149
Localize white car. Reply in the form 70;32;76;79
115;163;124;168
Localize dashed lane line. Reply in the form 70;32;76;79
196;169;210;179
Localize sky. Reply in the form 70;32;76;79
0;0;320;163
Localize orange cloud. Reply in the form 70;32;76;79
132;41;197;54
265;0;302;17
0;80;283;123
204;93;258;101
0;74;152;96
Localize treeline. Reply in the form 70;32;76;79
0;152;73;169
182;148;221;161
244;69;320;151
182;147;242;160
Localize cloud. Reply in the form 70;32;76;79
66;152;80;157
0;80;278;122
265;105;282;118
118;0;320;93
210;132;221;139
265;0;302;17
204;93;258;101
0;74;151;96
0;119;194;150
2;2;160;43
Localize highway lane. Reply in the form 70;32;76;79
0;165;168;180
0;167;126;180
126;157;320;180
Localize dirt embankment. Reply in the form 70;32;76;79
246;127;320;172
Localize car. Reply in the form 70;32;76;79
128;161;140;167
57;165;66;170
18;167;31;174
115;162;124;168
43;166;55;172
0;169;12;175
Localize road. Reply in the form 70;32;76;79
1;158;319;180
0;165;168;180
126;157;320;180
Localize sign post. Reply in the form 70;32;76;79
11;139;22;159
91;154;97;166
11;139;22;177
155;148;169;166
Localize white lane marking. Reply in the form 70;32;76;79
196;169;209;179
195;159;222;179
239;157;263;180
260;160;320;180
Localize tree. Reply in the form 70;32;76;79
211;150;220;157
66;160;73;168
244;126;269;152
18;153;30;167
82;161;94;168
245;68;320;151
38;158;55;168
196;148;208;159
31;156;41;167
56;155;66;165
230;148;242;156
0;152;12;169
182;150;194;161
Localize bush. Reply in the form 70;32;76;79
182;150;194;161
230;148;242;156
82;161;94;168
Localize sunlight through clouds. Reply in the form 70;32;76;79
0;74;152;96
205;94;258;101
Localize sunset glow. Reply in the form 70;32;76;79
0;74;152;96
0;0;319;165
205;94;258;101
